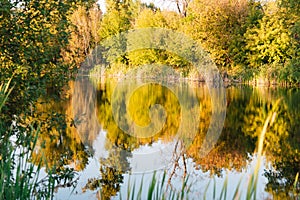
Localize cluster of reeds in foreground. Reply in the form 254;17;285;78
0;80;56;199
115;168;299;200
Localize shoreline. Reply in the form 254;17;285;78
87;72;300;88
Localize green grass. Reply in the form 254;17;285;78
0;126;51;200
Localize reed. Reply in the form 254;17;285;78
0;80;55;200
118;171;190;200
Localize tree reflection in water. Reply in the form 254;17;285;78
32;78;300;199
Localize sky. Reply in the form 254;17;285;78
97;0;178;13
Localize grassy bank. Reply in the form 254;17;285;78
89;64;300;88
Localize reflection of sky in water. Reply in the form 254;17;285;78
91;129;177;172
55;129;272;200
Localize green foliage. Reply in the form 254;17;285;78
280;0;300;14
243;99;289;155
0;123;79;200
0;80;76;200
240;2;299;83
125;9;190;72
184;0;251;69
99;0;137;40
0;78;13;112
0;0;95;118
1;0;300;197
135;9;166;28
245;11;294;68
63;3;102;67
97;0;138;73
88;0;300;83
279;59;300;84
0;1;96;197
99;9;131;40
98;167;123;199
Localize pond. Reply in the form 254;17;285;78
33;77;300;199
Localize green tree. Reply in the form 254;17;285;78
0;2;95;198
99;0;137;40
0;0;94;118
127;9;167;67
184;0;258;75
134;8;166;28
63;3;102;67
244;4;295;81
278;0;300;84
126;9;190;74
98;0;138;71
280;0;300;13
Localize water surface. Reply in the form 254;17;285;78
33;78;300;199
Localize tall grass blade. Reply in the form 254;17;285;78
137;175;144;200
180;174;190;200
159;171;166;199
0;78;14;111
213;177;216;200
148;172;156;200
127;176;131;199
246;171;255;199
203;179;211;200
294;172;299;189
131;180;136;200
219;173;228;200
170;190;176;200
232;177;242;200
